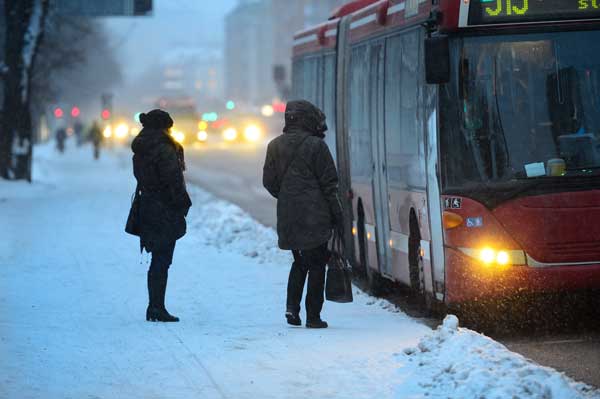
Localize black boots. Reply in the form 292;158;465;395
285;310;302;326
306;317;328;329
286;312;328;328
146;271;179;322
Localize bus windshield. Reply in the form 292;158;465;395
441;30;600;194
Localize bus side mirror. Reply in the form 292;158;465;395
425;35;450;84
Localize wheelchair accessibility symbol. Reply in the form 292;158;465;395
466;217;483;228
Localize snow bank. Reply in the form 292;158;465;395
186;185;291;265
398;315;600;399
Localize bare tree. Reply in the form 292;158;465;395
0;0;50;181
31;13;122;112
30;12;94;109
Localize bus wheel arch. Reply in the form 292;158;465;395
408;208;443;314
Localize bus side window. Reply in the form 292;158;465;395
384;30;425;189
323;54;337;161
349;45;372;181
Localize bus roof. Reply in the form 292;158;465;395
329;0;380;19
293;0;430;57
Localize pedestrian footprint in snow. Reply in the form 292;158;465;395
263;100;344;329
125;109;192;322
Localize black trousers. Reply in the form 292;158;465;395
287;242;329;319
149;242;176;274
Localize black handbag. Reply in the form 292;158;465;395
125;185;141;236
325;231;353;303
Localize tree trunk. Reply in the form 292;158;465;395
0;0;48;181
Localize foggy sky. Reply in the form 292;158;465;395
103;0;238;83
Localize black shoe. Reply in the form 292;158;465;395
147;306;179;322
306;318;328;329
285;311;302;326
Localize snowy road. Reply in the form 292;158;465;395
0;143;598;399
184;140;277;228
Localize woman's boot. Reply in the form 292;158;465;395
146;271;179;322
146;271;154;321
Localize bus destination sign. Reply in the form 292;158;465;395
468;0;600;25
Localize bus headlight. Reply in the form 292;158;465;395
459;247;526;266
223;128;238;141
197;131;208;142
243;124;262;142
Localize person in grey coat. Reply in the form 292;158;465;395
263;100;343;328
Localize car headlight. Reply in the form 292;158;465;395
115;123;129;139
103;126;112;138
223;128;238;141
459;247;526;266
243;124;262;142
171;130;185;143
197;131;208;142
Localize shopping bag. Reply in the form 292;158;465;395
325;232;353;303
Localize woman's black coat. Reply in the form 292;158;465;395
130;128;192;252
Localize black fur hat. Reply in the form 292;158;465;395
139;109;174;129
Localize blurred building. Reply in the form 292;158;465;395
121;45;222;115
224;0;344;108
161;46;223;101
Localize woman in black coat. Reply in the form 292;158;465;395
129;109;192;322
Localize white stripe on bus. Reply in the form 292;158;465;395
350;14;376;30
293;34;318;46
325;29;338;38
387;2;406;15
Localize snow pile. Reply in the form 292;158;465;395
399;315;599;399
187;185;291;265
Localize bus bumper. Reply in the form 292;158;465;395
445;247;600;304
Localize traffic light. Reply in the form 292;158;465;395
202;112;218;122
273;101;286;113
226;100;235;110
101;92;113;120
54;107;64;118
71;106;80;118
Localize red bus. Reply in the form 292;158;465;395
292;0;600;307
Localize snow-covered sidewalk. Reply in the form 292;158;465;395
0;144;597;399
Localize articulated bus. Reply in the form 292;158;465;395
292;0;600;307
